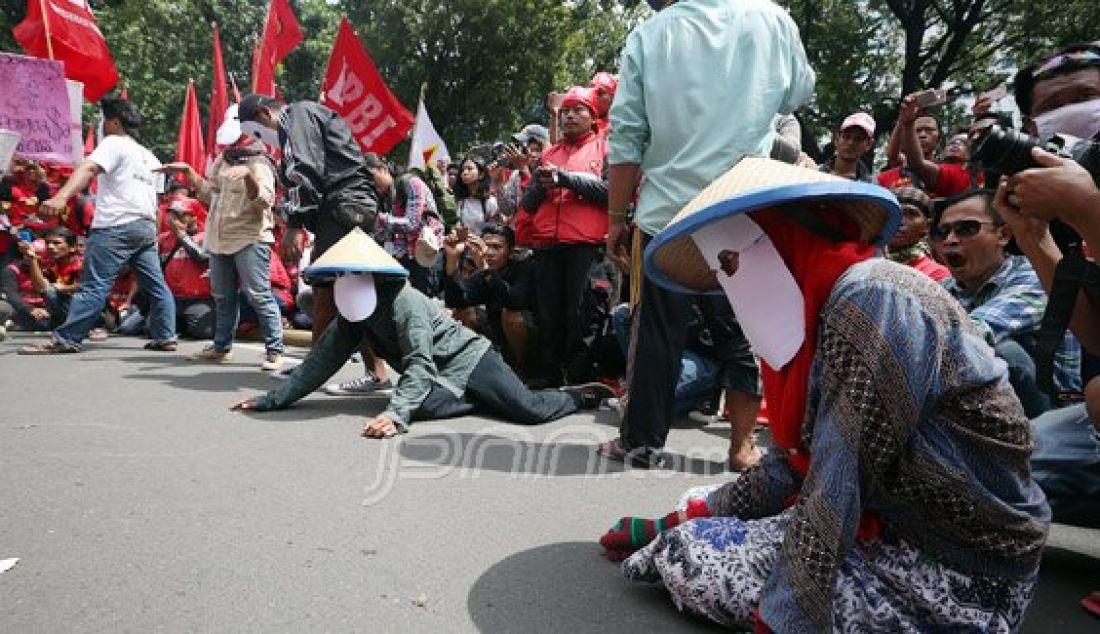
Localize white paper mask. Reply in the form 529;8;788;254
1034;97;1100;142
216;104;243;146
334;273;378;322
241;120;279;147
691;214;805;369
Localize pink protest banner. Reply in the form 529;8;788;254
0;53;74;165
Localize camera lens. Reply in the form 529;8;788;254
969;126;1042;176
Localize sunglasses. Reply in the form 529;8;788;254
929;219;997;241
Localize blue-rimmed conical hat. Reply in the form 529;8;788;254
644;156;901;294
304;227;408;280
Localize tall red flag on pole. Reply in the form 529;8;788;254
13;0;119;101
207;23;230;155
252;0;302;97
176;79;206;177
321;17;414;155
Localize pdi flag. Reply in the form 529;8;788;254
321;16;413;155
407;98;450;171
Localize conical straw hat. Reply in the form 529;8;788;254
644;156;900;294
304;227;408;279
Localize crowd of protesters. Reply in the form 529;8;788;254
3;0;1100;627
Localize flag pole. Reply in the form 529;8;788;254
38;0;55;60
408;84;428;169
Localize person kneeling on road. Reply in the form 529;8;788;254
231;228;612;437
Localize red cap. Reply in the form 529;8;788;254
561;86;599;117
590;71;619;94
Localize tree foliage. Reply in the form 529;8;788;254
0;0;1094;161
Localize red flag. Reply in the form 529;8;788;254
207;23;229;154
252;0;302;97
83;121;95;156
176;79;206;177
321;17;414;155
13;0;119;102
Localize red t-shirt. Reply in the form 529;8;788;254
158;232;211;299
877;162;972;199
108;268;135;313
5;262;43;307
48;256;83;287
910;254;951;283
269;250;295;311
510;171;536;248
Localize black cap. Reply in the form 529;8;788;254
237;93;270;123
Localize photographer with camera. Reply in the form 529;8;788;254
521;86;609;387
986;43;1100;528
157;198;215;341
443;223;537;375
493;124;548;250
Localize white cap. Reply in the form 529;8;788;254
840;112;876;137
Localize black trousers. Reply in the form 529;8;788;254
620;233;695;453
533;244;601;382
413;350;579;425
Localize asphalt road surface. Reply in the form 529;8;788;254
1;333;1097;632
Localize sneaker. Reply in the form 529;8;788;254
323;375;393;396
189;345;232;363
143;340;178;352
88;327;109;342
560;382;617;410
18;339;81;355
261;352;284;372
0;323;6;342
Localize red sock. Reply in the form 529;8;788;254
599;498;711;557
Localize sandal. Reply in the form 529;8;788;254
18;340;81;355
597;437;666;469
143;340;178;352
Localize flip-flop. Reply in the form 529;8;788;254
597;438;666;469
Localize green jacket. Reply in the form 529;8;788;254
255;281;490;428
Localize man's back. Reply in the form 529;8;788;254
609;0;814;235
278;101;372;210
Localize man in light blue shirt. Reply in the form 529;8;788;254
602;0;814;466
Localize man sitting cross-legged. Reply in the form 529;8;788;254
231;228;612;437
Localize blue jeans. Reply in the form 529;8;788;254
42;285;72;328
54;219;176;347
995;339;1053;418
1030;404;1100;528
612;303;718;415
208;243;284;354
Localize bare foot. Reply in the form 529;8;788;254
728;442;763;471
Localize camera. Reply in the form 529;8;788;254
969;125;1100;187
492;141;526;169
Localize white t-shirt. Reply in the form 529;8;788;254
457;196;498;234
88;135;162;228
